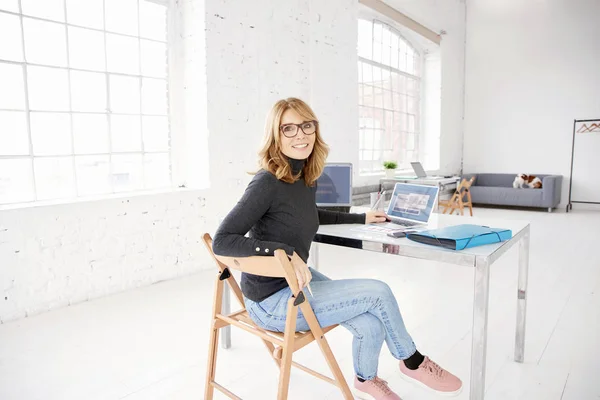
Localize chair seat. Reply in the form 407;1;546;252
217;309;337;356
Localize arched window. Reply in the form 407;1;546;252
358;18;421;173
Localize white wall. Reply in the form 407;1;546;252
463;0;600;205
382;0;466;178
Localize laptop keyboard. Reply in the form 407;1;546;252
390;219;418;227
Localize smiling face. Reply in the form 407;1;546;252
279;108;316;160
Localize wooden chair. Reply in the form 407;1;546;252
202;233;353;400
439;176;475;216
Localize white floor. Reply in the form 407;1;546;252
1;207;599;400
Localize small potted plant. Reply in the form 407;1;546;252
383;161;397;178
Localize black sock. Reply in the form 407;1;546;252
403;350;425;370
357;376;366;382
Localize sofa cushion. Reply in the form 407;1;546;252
472;174;515;188
470;186;544;207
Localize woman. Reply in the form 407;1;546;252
213;98;462;399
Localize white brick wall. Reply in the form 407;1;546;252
0;191;211;322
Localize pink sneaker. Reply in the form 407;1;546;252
398;356;462;396
353;376;402;400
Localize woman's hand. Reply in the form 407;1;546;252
289;252;312;290
365;210;388;224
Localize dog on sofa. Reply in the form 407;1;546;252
513;174;542;189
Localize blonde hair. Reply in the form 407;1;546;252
257;97;329;186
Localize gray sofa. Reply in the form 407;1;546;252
462;173;562;212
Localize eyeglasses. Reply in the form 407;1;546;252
279;121;318;138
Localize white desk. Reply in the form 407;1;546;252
218;212;530;400
311;212;530;400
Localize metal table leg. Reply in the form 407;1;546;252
515;226;530;362
221;283;231;349
470;257;491;400
310;241;320;270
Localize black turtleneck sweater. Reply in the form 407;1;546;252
212;159;366;302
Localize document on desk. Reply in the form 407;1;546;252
352;224;407;234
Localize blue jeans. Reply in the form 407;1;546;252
244;268;417;380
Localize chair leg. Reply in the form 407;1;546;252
300;302;354;400
205;277;224;400
466;191;474;216
277;297;298;400
204;323;220;400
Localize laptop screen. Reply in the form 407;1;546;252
387;183;439;223
316;163;352;207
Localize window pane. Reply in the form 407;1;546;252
0;158;34;204
390;47;399;69
383;90;392;110
357;19;372;60
362;63;373;85
75;155;110;195
140;1;167;41
407;78;418;96
68;27;105;71
398;40;407;72
0;13;24;62
358;83;363;106
144;152;170;189
23;18;68;67
27;66;69;111
406;133;416;151
382;70;392;92
372;86;383;109
357;62;363;82
66;0;104;29
106;34;140;75
406;52;415;75
34;157;76;200
141;78;167;115
30;112;72;155
105;0;138;36
397;95;407;112
72;114;109;154
373;22;382;42
362;84;373;107
142;116;168;151
381;28;391;67
21;0;65;22
0;63;26;110
392;91;401;110
407;114;416;132
140;40;167;78
372;42;382;63
110;115;141;152
111;154;143;192
0;111;29;156
372;66;382;88
407;96;418;114
70;70;106;112
109;75;140;114
0;0;19;12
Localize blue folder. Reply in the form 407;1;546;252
406;224;512;250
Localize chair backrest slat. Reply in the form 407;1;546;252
202;233;288;279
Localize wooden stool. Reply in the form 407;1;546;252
439;177;475;216
202;233;353;400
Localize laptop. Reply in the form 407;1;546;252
410;162;428;178
379;182;439;229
